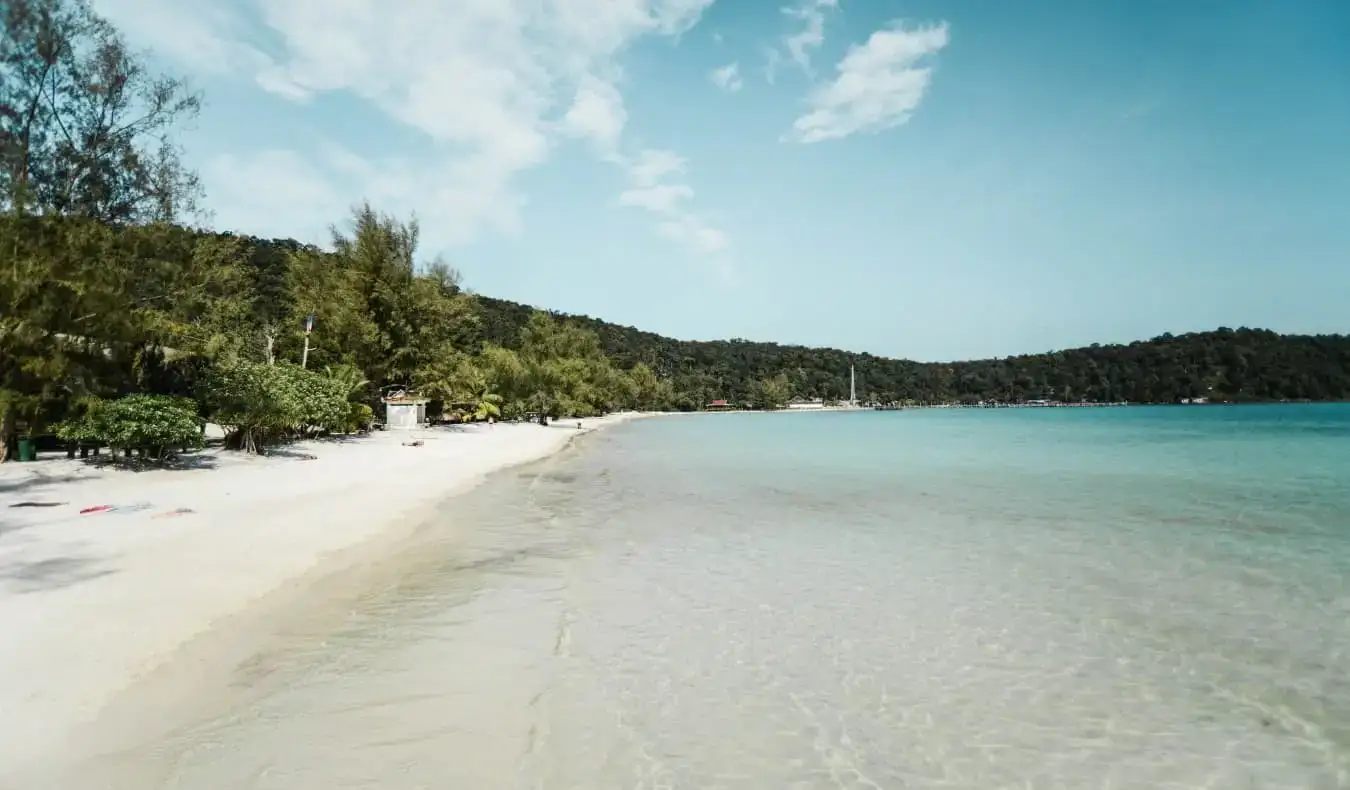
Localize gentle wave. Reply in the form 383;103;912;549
69;406;1350;788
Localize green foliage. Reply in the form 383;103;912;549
1;0;202;222
322;204;480;386
204;362;348;453
475;296;1350;407
56;394;203;458
626;363;675;411
414;351;508;422
754;373;793;410
7;205;1350;463
481;311;633;422
344;402;375;433
322;363;371;402
2;0;1348;465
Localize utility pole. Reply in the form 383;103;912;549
301;313;314;368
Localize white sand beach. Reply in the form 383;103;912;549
0;414;642;783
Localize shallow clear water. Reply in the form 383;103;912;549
80;406;1350;788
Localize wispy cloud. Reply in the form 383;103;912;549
710;62;743;92
626;148;685;186
786;22;949;144
559;74;628;157
780;0;837;74
93;0;262;75
619;183;694;213
762;45;783;84
201;149;352;242
618;150;728;256
91;0;718;251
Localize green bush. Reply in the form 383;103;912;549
343;402;374;433
56;395;203;459
204;362;349;453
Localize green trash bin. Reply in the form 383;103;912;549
16;438;36;462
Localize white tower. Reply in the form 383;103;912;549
849;364;857;406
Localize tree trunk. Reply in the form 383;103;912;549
0;407;15;463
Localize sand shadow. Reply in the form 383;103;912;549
280;433;367;447
260;434;370;459
0;519;36;539
0;554;116;594
82;452;220;473
433;424;475;433
263;447;320;461
0;471;88;496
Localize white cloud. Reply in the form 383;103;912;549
201;150;352;243
253;65;311;102
658;217;728;255
786;22;949;144
618;149;728;255
763;45;783;85
560;74;628;155
710;62;743;92
92;0;252;74
627;148;686;186
619;183;694;212
781;0;837;74
94;0;721;250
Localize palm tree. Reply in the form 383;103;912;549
322;363;370;402
414;354;504;423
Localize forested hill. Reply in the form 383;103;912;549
8;0;1349;465
476;296;1350;407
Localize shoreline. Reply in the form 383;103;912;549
0;413;647;783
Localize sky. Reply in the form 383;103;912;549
91;0;1350;362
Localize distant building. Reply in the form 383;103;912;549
382;390;430;429
706;399;734;411
787;398;825;410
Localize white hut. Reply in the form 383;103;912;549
382;390;430;430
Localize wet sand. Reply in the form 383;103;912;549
0;415;644;787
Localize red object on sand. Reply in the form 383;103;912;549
79;505;112;514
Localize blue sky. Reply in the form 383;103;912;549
93;0;1350;362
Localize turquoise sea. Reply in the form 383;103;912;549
86;405;1350;789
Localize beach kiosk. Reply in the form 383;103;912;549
382;389;429;430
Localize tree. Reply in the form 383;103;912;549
453;363;504;422
285;243;376;372
321;363;370;402
203;362;347;454
414;354;503;423
0;0;202;222
56;393;202;459
1;0;201;461
477;345;528;419
0;217;126;458
754;373;792;410
505;312;618;423
321;204;479;392
328;204;419;387
627;362;675;411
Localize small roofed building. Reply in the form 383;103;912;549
382;389;430;429
706;399;734;411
